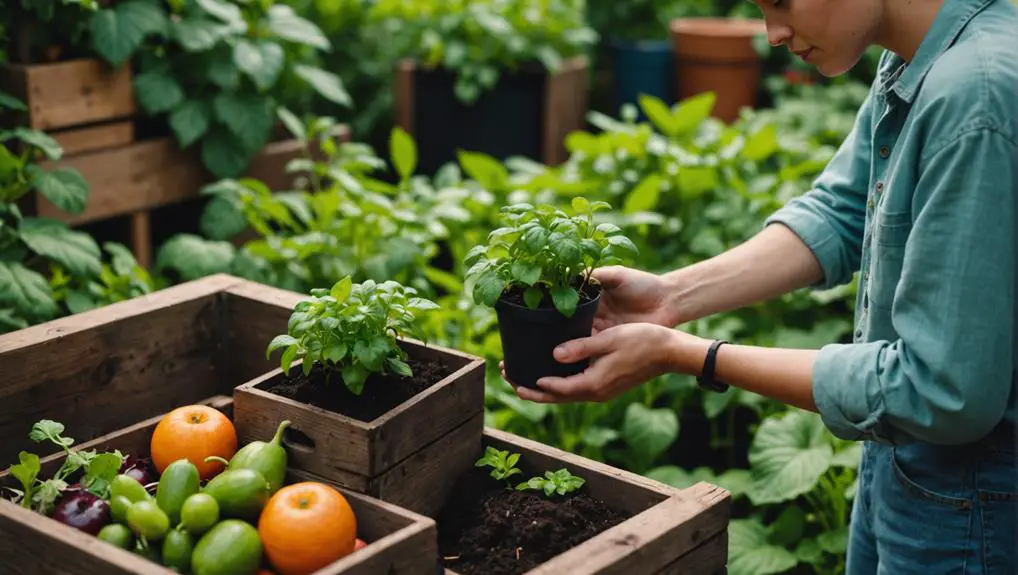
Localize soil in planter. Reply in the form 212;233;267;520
500;278;600;310
436;468;632;575
263;358;455;422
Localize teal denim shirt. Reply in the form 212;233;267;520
766;0;1018;446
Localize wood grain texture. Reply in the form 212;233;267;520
394;59;415;133
50;120;135;155
0;59;136;131
655;530;728;574
223;276;305;383
0;274;241;465
130;211;152;268
542;56;589;166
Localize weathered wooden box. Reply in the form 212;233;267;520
0;396;438;575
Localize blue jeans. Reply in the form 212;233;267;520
847;426;1018;574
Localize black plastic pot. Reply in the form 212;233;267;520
495;285;602;389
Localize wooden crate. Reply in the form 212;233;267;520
20;125;350;268
0;395;438;575
394;57;588;172
0;58;137;154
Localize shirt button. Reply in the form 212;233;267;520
879;146;890;158
876;182;884;193
867;198;874;209
855;329;863;340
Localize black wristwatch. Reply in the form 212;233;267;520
696;339;730;393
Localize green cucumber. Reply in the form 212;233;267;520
111;474;151;504
162;528;195;573
201;468;270;521
191;520;262;575
225;420;291;494
156;459;200;526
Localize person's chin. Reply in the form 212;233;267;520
814;52;862;78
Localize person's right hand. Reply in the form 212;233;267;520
589;266;679;333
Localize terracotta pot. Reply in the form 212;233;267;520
669;18;768;123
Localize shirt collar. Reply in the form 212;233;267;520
879;0;995;103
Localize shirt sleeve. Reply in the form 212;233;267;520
763;84;877;291
812;126;1016;446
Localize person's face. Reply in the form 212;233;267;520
752;0;883;77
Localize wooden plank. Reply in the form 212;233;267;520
542;56;589;166
394;59;415;133
223;280;304;383
50;120;135;155
0;274;242;465
0;59;136;131
130;211;151;268
655;529;728;574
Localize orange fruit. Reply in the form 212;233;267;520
151;405;237;480
258;482;357;575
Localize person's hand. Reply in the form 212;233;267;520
502;323;710;404
591;266;679;333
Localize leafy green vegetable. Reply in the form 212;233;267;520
474;446;522;487
515;468;585;497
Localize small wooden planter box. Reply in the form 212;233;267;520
0;396;438;575
394;57;588;174
0;58;137;155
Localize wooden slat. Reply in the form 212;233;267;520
542;56;589;166
656;529;728;574
50;120;135;155
0;59;136;131
223;280;304;383
0;274;241;465
394;59;415;133
129;211;151;268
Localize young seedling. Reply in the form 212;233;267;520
463;197;638;318
474;446;523;488
265;275;439;395
516;468;586;497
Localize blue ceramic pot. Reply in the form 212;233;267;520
610;37;675;118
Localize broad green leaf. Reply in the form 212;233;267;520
342;362;369;395
607;234;638;255
523;286;543;309
639;95;679;137
474;272;505;307
677;166;720;198
208;46;239;89
570;196;590;214
458;151;508;191
742;123;779;161
330;276;352;302
213;92;274;153
20;218;102;277
831;442;862;468
169;100;211;148
510;262;541;286
265;334;297;359
550;285;579;318
294;65;351;107
134;71;184;114
390;127;417;181
277;108;306;142
386;357;413;377
155;234;235;281
673;92;716;136
0;92;27;111
817;526;849;554
748;411;833;505
174;17;221;52
280;344;298;374
195;0;245;27
0;261;57;320
266;5;330;51
91;0;168;66
728;519;799;575
199;195;246;240
624;173;662;214
234;40;284;91
795;538;823;564
66;289;97;314
201;128;253;179
28;166;89;215
0;308;29;332
10;128;62;160
622;403;679;462
767;505;806;546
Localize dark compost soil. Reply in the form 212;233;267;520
436;467;633;575
263;357;455;422
500;279;601;310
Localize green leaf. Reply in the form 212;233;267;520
169;100;211;148
386;357;413;377
510;262;541;286
201;128;253;179
523;286;543;309
0;262;58;320
174;17;221;52
728;519;799;575
11;128;62;160
474;272;505;307
341;362;369;395
816;526;849;554
742;123;779;161
458;151;508;191
294;65;351;107
550;285;579;318
0;92;27;111
20;218;102;277
277;108;306;142
673;92;716;136
390;127;417;181
747;411;834;505
28;167;89;215
767;505;806;547
134;71;184;114
607;234;638;255
90;0;168;66
234;40;284;91
570;197;590;214
330;276;352;302
622;403;679;463
208;46;239;89
82;452;122;498
280;344;298;374
624;173;662;214
199;195;246;240
213;92;274;153
195;0;245;27
266;334;298;359
266;5;330;51
638;95;679;137
155;234;235;281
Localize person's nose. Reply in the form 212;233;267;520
766;20;793;47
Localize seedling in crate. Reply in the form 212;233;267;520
463;197;638;388
474;446;523;488
266;275;440;395
516;468;586;497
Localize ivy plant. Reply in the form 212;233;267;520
89;0;352;179
368;0;598;104
463;197;638;317
266;275;439;395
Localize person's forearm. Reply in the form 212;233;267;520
674;334;819;413
662;224;824;325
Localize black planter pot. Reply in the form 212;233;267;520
495;285;602;389
409;65;546;176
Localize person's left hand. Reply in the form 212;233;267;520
501;323;709;404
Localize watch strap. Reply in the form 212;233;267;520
697;339;729;393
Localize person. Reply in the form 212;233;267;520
502;0;1018;572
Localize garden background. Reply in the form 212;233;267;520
0;1;889;573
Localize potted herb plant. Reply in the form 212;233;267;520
463;197;638;389
233;275;486;509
